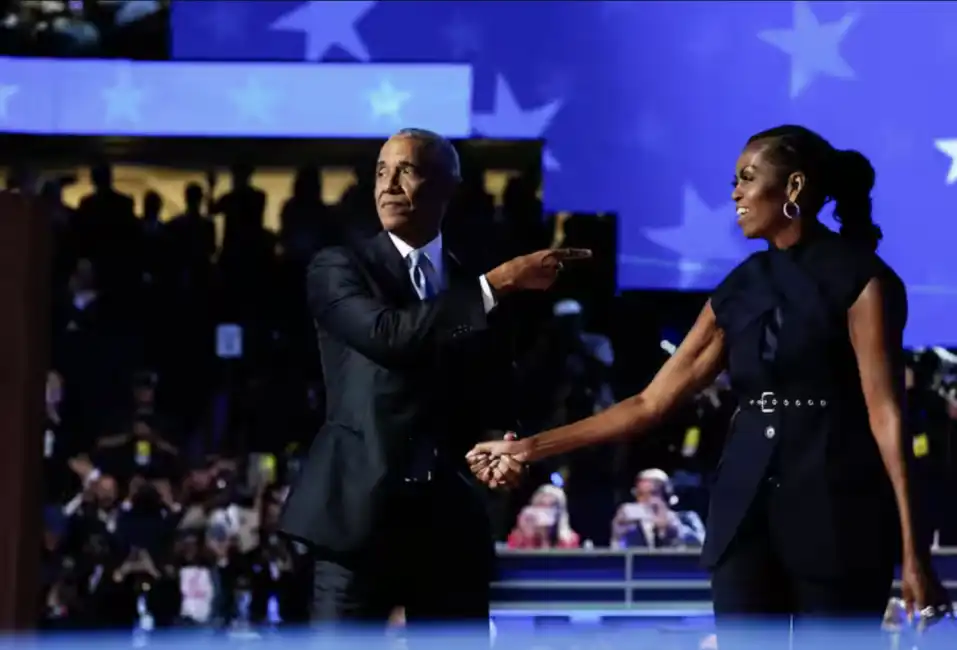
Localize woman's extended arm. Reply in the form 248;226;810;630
501;301;726;465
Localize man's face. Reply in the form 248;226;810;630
374;135;451;238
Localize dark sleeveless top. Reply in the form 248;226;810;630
700;224;907;578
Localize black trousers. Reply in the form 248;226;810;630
711;482;893;650
311;475;492;642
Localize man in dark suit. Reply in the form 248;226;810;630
278;128;589;633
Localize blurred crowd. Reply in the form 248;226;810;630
19;158;957;632
0;0;168;58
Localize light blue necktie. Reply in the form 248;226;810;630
407;248;439;481
409;249;437;300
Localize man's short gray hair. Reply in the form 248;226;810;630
394;127;461;181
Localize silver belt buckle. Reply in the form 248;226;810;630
759;391;776;414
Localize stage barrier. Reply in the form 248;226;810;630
491;547;957;614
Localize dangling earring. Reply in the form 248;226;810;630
782;200;801;220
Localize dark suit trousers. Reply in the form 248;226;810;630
710;480;893;650
311;473;493;639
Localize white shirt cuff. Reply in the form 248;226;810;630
478;275;497;313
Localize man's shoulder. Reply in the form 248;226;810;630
306;238;384;293
307;239;372;270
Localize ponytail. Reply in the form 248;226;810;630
829;149;882;252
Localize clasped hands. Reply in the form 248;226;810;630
466;433;530;489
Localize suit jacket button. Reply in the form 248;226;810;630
765;426;776;440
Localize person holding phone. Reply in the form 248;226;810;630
468;126;951;646
507;484;580;549
611;470;704;549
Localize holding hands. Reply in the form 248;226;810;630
466;433;530;489
467;248;591;488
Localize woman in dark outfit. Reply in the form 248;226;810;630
467;126;950;646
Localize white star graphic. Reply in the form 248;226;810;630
934;139;957;184
473;75;562;168
643;184;762;289
0;84;19;120
758;1;858;99
270;0;376;62
230;77;278;124
368;80;411;124
102;67;145;124
442;14;481;60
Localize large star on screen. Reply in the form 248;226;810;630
473;75;562;170
643;184;762;289
0;84;19;121
368;80;411;124
231;76;278;124
934;139;957;184
270;0;376;62
102;67;145;124
758;1;858;99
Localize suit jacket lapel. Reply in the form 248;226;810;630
368;231;419;304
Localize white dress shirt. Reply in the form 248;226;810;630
387;232;497;312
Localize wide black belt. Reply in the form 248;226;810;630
742;390;830;414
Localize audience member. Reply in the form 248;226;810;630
611;469;705;549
